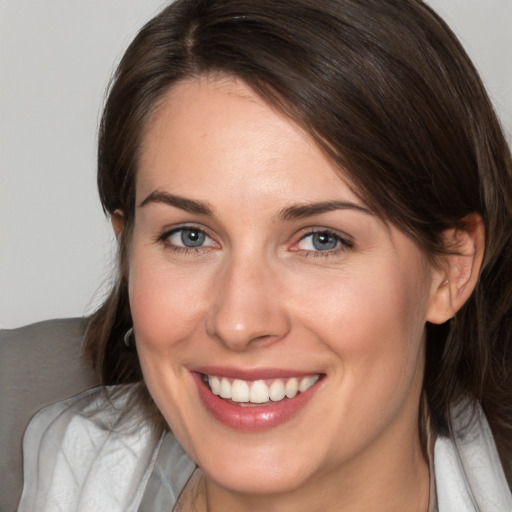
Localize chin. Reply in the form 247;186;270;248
191;434;326;496
202;459;313;496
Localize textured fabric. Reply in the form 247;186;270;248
137;430;196;511
17;386;512;511
17;387;165;512
0;318;98;512
434;399;512;511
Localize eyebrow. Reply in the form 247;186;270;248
275;201;371;222
139;191;370;221
139;191;214;216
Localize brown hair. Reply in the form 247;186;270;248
85;0;512;480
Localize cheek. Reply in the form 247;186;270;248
127;248;214;351
126;245;213;443
292;261;430;378
292;265;429;443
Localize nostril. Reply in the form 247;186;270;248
254;334;272;341
204;295;291;350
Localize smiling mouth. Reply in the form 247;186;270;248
201;374;321;405
194;370;324;430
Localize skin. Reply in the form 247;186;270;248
116;76;483;512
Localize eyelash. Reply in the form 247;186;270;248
292;229;353;258
157;225;217;254
156;226;353;257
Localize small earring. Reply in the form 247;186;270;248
443;279;449;286
124;327;134;347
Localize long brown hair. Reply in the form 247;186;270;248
85;0;512;480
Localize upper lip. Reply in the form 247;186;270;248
191;366;322;381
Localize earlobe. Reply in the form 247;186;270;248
426;213;485;324
111;209;125;236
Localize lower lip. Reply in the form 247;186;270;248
192;373;321;431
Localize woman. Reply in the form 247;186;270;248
18;0;512;510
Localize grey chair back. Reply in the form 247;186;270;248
0;318;99;512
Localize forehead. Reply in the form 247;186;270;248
137;76;361;208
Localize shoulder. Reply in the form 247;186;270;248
22;385;156;460
433;399;512;511
18;385;164;512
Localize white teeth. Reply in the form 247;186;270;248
285;377;299;398
206;374;320;404
269;380;286;401
231;379;250;402
250;380;270;403
299;374;319;392
208;376;221;395
219;377;232;399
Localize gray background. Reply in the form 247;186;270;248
1;0;511;328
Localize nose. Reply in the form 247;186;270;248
206;253;291;350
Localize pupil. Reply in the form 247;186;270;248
181;229;205;247
312;232;337;251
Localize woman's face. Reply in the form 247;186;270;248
129;77;441;499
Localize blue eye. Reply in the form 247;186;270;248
296;231;347;252
177;228;205;247
165;227;215;249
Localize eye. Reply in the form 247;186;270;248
170;228;207;247
160;226;217;251
293;230;352;255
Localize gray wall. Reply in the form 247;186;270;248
1;0;511;328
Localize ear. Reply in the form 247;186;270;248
111;209;125;236
426;213;485;324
